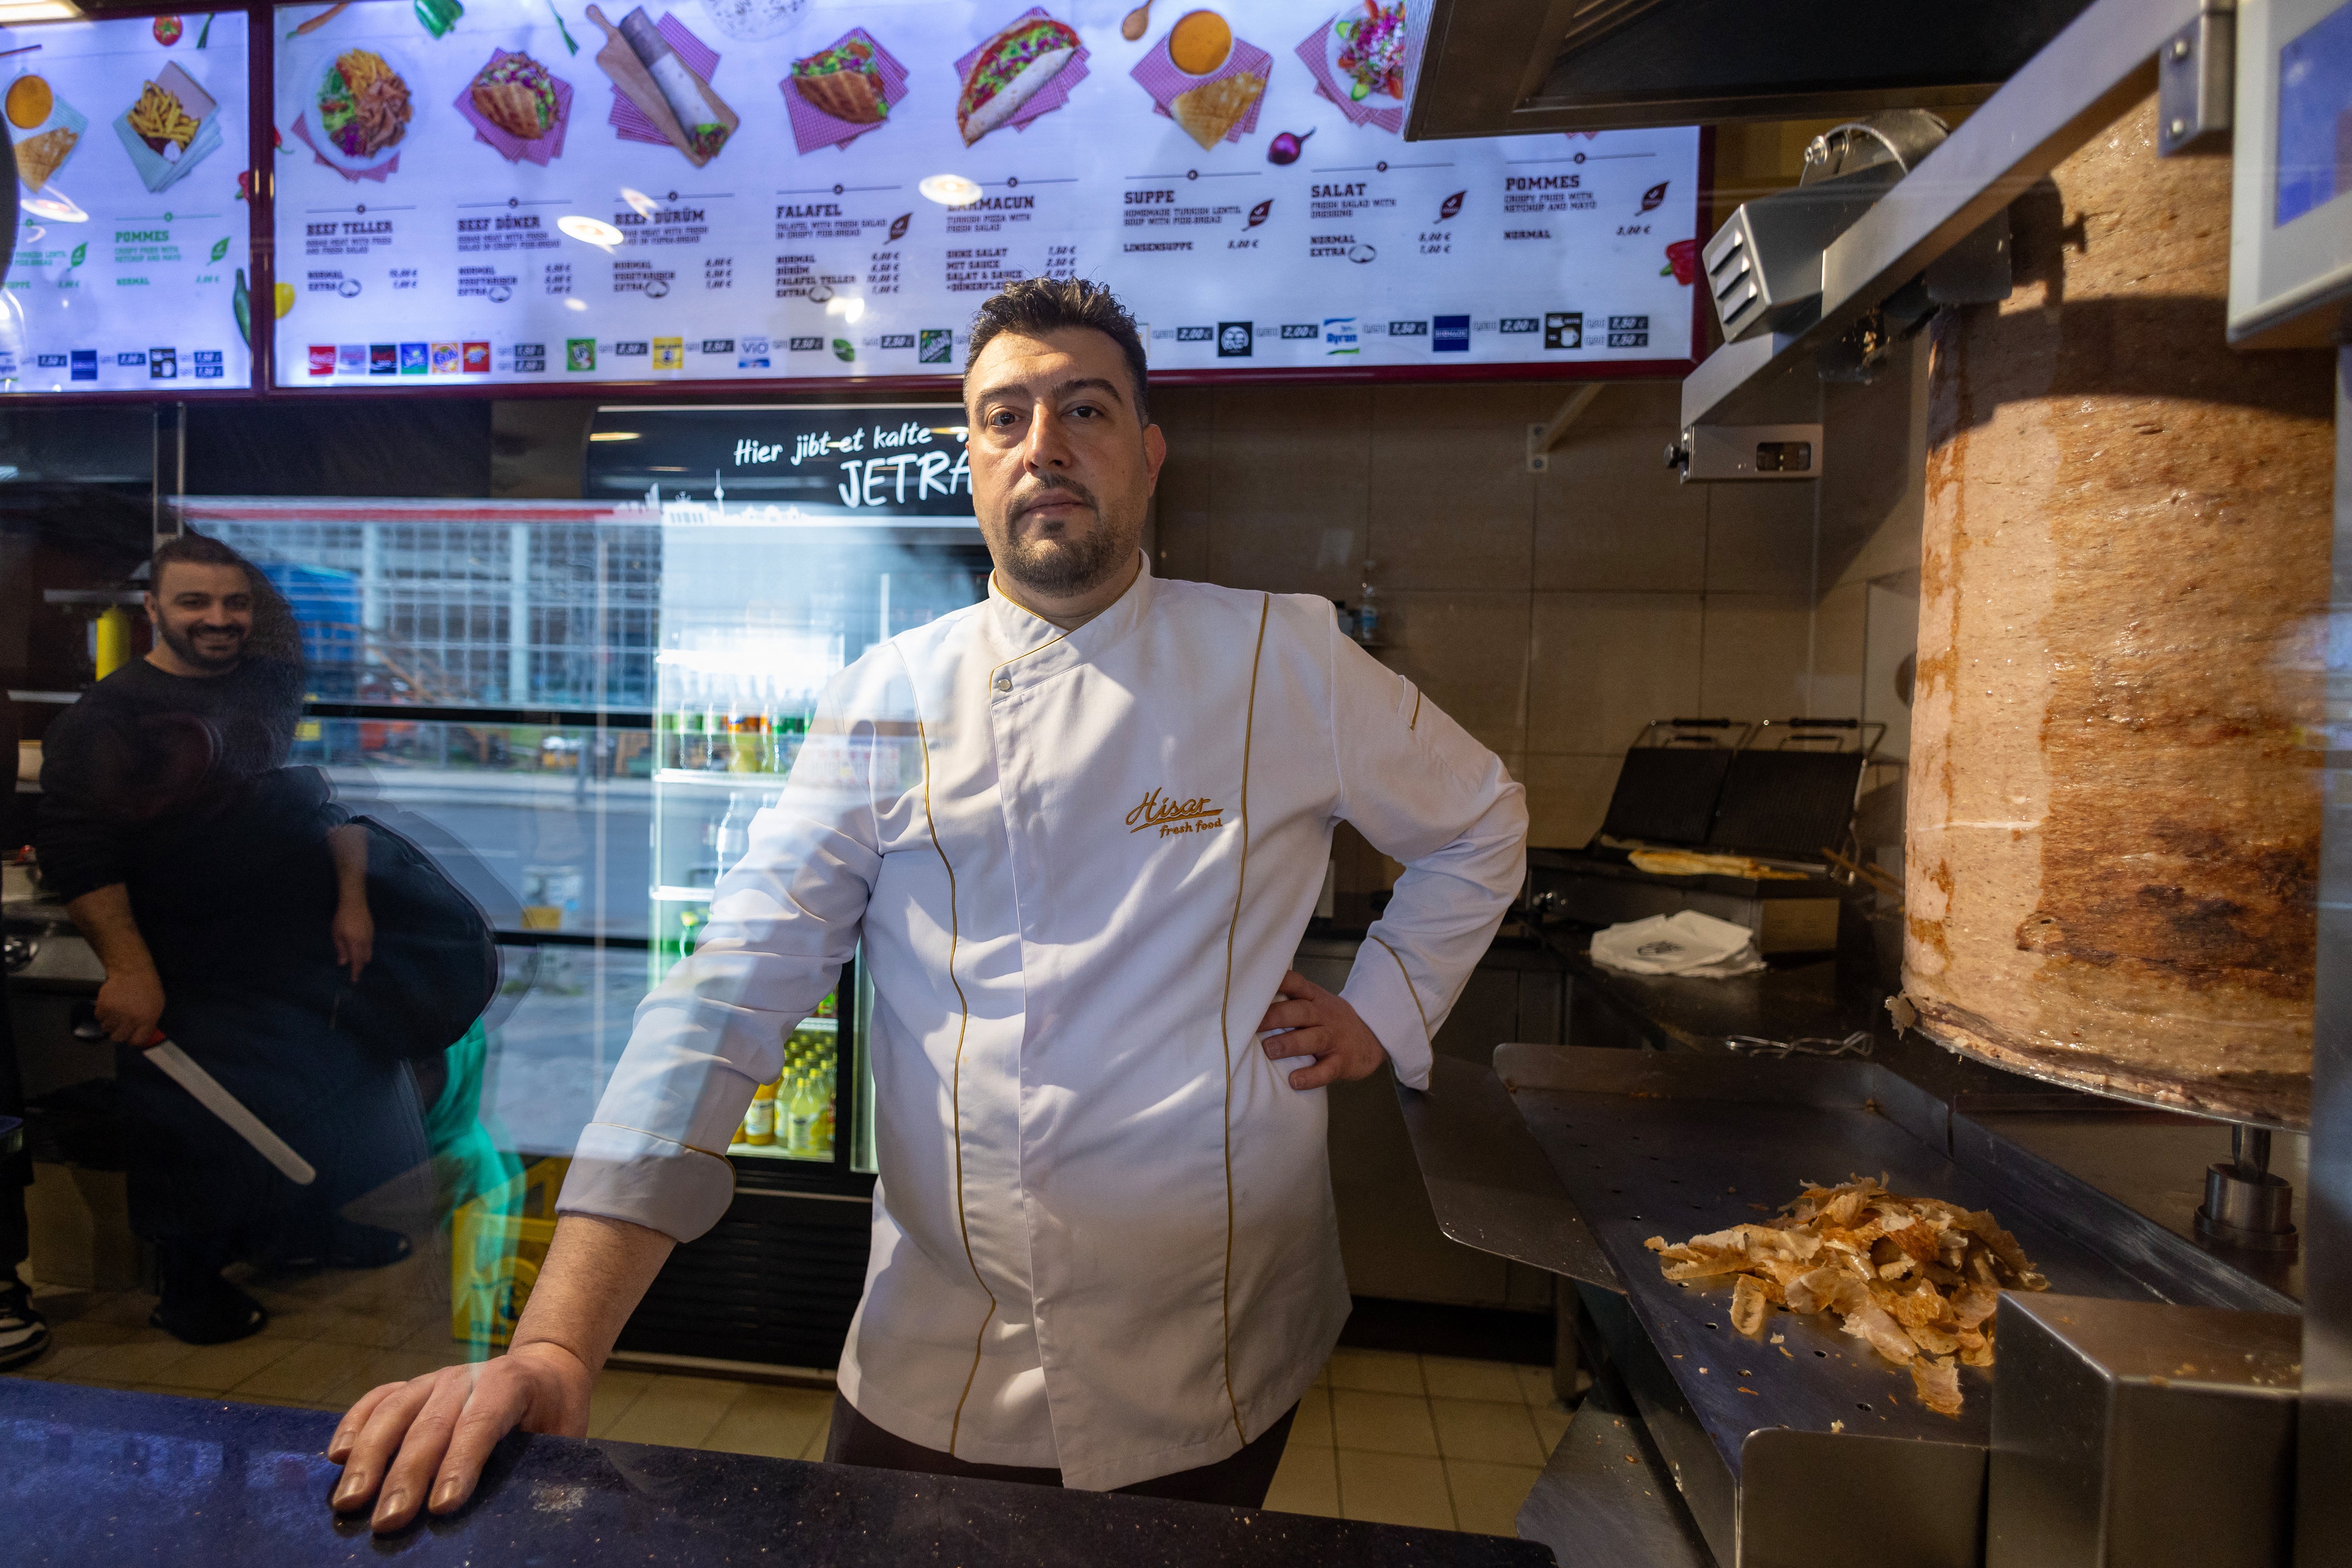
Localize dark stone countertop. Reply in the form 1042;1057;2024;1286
2;1381;1554;1568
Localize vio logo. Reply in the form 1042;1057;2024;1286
1127;787;1226;840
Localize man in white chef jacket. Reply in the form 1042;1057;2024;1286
327;279;1526;1528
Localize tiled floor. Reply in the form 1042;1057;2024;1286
7;1269;1567;1537
1266;1348;1566;1534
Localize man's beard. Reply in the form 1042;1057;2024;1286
995;476;1133;599
159;618;246;673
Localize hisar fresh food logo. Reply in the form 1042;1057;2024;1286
1127;787;1226;839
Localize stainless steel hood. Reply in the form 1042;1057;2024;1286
1404;0;2099;138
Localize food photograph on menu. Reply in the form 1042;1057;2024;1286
268;0;1700;389
0;10;253;392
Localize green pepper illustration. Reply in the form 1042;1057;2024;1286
414;0;463;38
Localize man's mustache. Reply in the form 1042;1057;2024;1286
1008;474;1098;523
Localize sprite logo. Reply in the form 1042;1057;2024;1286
210;236;229;262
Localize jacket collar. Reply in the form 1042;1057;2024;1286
984;551;1155;671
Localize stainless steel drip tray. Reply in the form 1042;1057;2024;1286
1488;1043;2284;1567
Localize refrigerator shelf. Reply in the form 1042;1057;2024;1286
654;768;790;788
727;1140;835;1162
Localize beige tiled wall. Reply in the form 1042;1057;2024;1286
1151;379;1831;847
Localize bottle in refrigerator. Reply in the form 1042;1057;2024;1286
743;1081;777;1146
659;683;683;771
715;791;755;884
776;1072;808;1155
730;675;768;773
676;671;705;771
705;679;731;771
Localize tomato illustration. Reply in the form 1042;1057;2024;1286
153;15;183;45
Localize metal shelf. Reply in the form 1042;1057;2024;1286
654;768;793;788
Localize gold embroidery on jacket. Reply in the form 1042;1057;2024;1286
1218;594;1271;1448
915;705;997;1456
1125;787;1226;837
587;1121;731;1165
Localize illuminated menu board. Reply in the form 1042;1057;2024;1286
270;0;1699;388
1;11;253;393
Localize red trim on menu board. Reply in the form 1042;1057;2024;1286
43;356;1691;406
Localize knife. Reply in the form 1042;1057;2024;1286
145;1039;318;1186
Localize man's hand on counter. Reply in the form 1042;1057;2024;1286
328;1343;593;1532
1258;969;1389;1089
328;1212;676;1534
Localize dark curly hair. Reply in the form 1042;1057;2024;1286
963;277;1151;425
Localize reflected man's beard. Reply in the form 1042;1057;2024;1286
160;618;246;673
996;477;1132;599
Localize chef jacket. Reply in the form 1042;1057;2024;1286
559;558;1527;1490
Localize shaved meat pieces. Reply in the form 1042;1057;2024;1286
1730;1275;1771;1337
1644;1175;2050;1417
1910;1356;1964;1415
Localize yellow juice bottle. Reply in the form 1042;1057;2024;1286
744;1081;778;1146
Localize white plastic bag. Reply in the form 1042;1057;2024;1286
1589;910;1767;979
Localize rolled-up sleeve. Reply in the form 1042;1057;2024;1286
556;669;888;1242
1326;621;1528;1091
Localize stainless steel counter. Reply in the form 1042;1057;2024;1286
1399;924;2310;1566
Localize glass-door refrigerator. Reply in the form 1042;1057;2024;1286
179;403;988;1374
595;404;991;1370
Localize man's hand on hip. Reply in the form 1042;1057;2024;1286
1258;969;1388;1090
329;1341;592;1532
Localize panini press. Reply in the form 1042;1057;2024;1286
1527;718;1882;954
